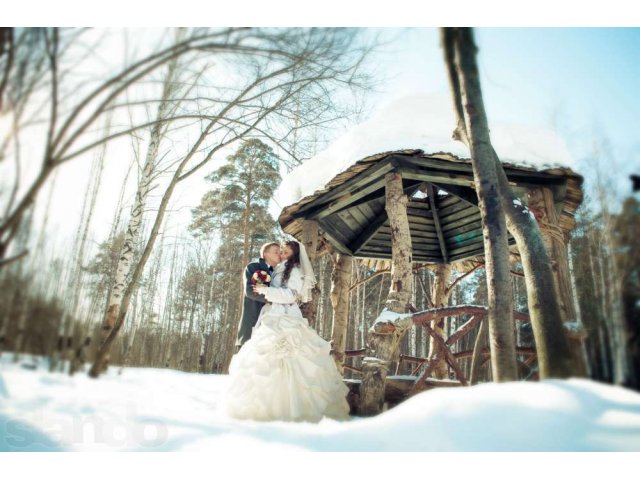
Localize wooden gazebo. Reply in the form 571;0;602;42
279;149;582;264
277;149;583;415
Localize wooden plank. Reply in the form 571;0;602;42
365;239;442;253
426;183;448;263
375;228;440;242
433;183;479;207
407;207;434;218
407;215;435;226
318;218;353;255
446;229;483;248
355;201;378;220
440;204;478;223
437;199;473;218
348;211;389;253
330;179;423;216
336;208;366;232
443;219;482;238
448;242;486;257
314;178;387;220
295;159;395;216
373;235;441;248
441;212;482;233
407;200;431;211
397;155;474;175
436;193;464;209
400;169;476;188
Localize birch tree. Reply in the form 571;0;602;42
88;28;373;378
0;27;299;266
96;48;184;374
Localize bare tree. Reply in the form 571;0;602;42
88;28;373;378
441;28;517;381
441;28;575;379
2;27;315;265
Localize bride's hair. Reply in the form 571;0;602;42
282;240;300;286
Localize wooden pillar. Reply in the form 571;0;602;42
429;263;452;379
301;220;321;328
330;252;352;375
361;171;413;416
528;187;587;375
385;172;414;313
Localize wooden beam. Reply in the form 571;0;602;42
318;218;353;255
400;167;476;188
297;177;386;221
294;158;396;217
432;182;479;207
322;179;424;220
426;183;448;263
348;210;389;253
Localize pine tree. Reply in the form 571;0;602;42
190;139;282;367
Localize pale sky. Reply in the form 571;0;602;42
3;23;638;271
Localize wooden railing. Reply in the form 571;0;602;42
342;304;533;393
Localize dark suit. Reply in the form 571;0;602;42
235;258;273;350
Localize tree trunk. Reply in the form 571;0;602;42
361;171;414;415
95;59;178;374
429;263;452;379
330;253;352;374
300;220;321;328
443;27;517;381
384;171;413;313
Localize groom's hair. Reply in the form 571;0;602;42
260;242;280;258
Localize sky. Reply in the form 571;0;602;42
1;14;639;281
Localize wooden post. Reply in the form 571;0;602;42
429;263;452;379
301;220;321;328
361;171;413;415
528;187;587;375
385;172;413;313
330;252;352;375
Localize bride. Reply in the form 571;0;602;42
224;240;350;422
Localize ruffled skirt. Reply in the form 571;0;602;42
224;311;350;422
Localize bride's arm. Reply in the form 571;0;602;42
255;267;302;303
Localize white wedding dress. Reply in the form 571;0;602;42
225;262;350;422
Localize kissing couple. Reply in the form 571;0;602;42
224;240;350;422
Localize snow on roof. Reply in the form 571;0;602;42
272;93;574;214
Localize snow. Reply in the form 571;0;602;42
371;308;414;326
273;93;575;213
1;355;640;455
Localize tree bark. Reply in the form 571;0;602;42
442;27;577;380
95;58;178;374
429;263;451;379
360;171;414;415
330;253;352;374
384;171;413;313
443;27;517;381
300;220;321;328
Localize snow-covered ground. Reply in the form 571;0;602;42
2;355;640;454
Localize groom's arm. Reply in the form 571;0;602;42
244;263;268;303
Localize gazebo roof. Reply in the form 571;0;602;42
278;149;583;264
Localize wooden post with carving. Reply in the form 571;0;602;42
360;171;413;415
528;187;587;375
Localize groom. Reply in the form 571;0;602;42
235;242;281;352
